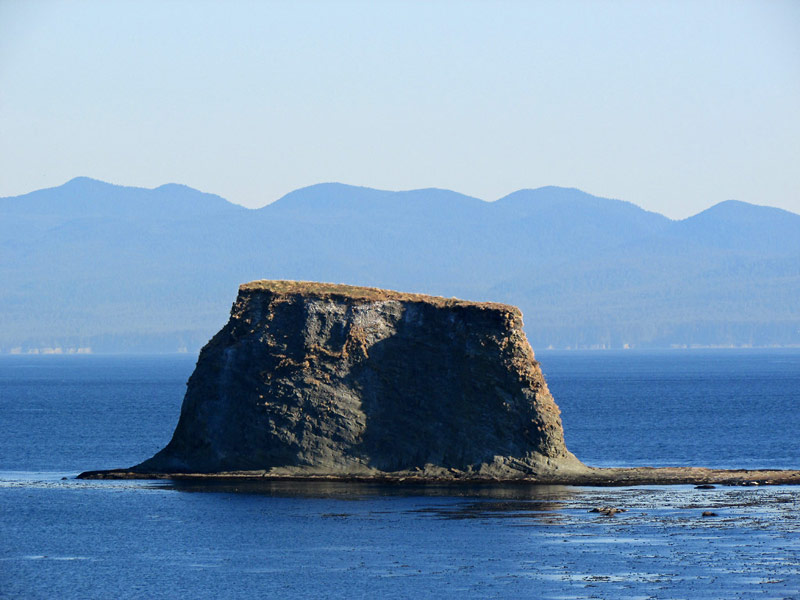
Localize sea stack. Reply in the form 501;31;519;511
131;281;587;479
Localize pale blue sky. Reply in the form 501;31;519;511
1;0;798;218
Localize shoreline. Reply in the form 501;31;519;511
77;466;800;487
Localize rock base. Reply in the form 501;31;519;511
78;466;800;487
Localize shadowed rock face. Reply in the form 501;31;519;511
136;281;586;478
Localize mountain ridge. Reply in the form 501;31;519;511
11;177;796;219
1;178;797;353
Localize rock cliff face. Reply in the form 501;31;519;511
135;281;585;478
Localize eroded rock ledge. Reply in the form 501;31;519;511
79;467;800;486
79;280;800;486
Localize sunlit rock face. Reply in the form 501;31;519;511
135;280;585;478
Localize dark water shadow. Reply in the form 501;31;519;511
147;479;580;503
410;498;571;521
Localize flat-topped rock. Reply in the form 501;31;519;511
85;280;586;479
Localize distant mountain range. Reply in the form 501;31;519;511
1;177;798;353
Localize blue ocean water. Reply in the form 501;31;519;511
1;351;799;598
540;349;800;469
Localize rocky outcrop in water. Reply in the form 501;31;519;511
128;280;585;478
